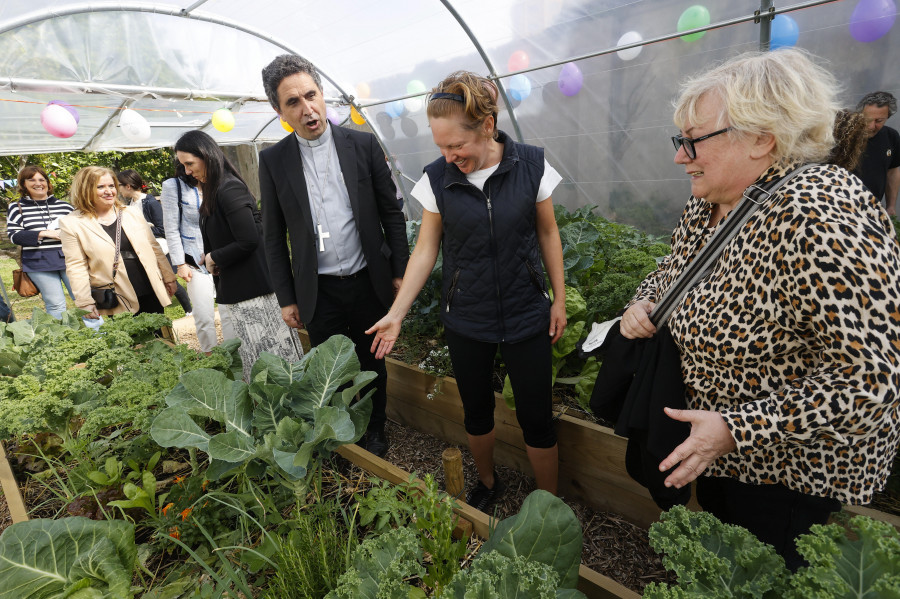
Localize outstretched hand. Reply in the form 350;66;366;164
366;315;403;360
658;407;737;489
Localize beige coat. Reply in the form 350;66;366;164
60;208;175;315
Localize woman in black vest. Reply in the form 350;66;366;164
174;131;303;380
368;71;566;511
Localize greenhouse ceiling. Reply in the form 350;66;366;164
0;0;897;231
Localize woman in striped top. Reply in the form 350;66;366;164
6;165;74;318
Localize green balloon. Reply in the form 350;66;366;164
677;5;711;42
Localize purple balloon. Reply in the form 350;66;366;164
849;0;896;42
48;100;80;124
558;62;584;97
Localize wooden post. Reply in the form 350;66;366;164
442;447;465;499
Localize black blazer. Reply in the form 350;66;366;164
259;125;408;323
201;174;272;304
138;194;165;238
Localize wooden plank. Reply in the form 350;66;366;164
844;504;900;532
0;441;28;523
336;442;635;599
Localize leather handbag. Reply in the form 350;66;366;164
12;268;39;297
582;163;816;509
90;210;122;311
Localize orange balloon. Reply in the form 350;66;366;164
351;106;366;125
280;118;293;132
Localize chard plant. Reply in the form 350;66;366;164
150;334;375;493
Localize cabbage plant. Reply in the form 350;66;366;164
0;517;137;599
150;334;374;488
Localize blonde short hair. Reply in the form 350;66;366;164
674;49;839;164
70;166;124;217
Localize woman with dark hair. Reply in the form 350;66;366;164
367;71;566;511
160;162;235;353
60;166;176;319
174;130;303;378
117;169;192;315
6;165;74;317
826;109;869;172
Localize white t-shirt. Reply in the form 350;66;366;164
411;159;562;214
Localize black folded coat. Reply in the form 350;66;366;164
582;322;691;510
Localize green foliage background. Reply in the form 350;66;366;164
0;148;175;207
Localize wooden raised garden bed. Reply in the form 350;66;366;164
379;354;900;533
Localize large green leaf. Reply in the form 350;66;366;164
479;490;583;589
0;517;136;599
7;320;35;346
291;335;362;410
249;383;290;435
224;382;252;435
335;371;378;408
149;407;210;452
250;351;307;388
164;368;231;420
272;448;307;480
208;430;256;463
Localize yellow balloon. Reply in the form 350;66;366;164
356;82;371;99
211;108;235;132
350;106;366;125
280;118;293;132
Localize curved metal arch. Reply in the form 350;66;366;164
439;0;524;144
0;3;398;165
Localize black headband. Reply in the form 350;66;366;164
430;92;464;103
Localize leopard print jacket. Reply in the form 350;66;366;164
630;162;900;505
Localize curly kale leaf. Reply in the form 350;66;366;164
325;526;425;599
786;516;900;599
443;551;560;599
645;506;789;599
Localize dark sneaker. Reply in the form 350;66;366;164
466;471;505;512
364;429;389;458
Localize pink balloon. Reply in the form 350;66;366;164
558;63;583;97
849;0;897;42
48;100;80;124
326;106;340;125
508;50;530;72
41;104;78;138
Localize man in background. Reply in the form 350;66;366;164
855;91;900;216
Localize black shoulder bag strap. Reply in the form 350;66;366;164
176;178;184;241
650;163;817;327
111;209;122;283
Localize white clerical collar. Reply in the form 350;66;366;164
295;122;332;148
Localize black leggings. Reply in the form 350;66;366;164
445;328;556;448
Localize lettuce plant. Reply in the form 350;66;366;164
150;334;374;488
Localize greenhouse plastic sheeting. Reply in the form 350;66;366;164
0;0;898;232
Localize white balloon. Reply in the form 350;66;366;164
119;108;151;143
616;31;644;61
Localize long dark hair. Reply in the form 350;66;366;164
174;130;246;216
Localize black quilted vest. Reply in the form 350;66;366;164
425;130;551;343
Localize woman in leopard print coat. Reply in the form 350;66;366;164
621;49;900;568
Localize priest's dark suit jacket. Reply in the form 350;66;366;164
259;125;408;323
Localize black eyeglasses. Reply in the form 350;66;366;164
671;127;732;159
